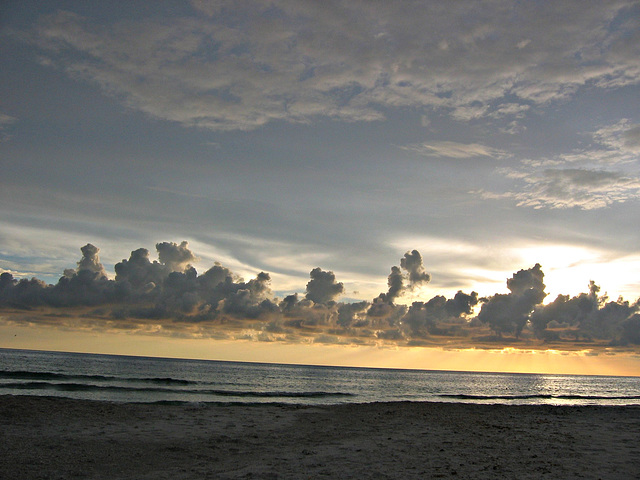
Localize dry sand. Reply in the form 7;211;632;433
1;395;639;479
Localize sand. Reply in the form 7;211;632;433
1;395;639;479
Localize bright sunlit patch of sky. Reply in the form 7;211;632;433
517;245;640;302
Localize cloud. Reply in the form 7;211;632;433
0;113;15;124
22;1;640;130
401;291;479;338
476;117;640;210
380;266;405;303
0;242;638;350
0;112;16;143
488;103;531;119
510;168;640;210
156;241;198;273
400;250;431;287
621;314;640;345
75;244;107;278
305;267;344;304
531;281;640;344
372;250;432;307
478;264;547;338
623;125;640;152
557;119;640;164
401;141;507;159
592;119;640;157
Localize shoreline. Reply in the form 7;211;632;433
2;395;639;479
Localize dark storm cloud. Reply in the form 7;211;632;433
337;301;370;328
305;267;344;304
378;266;405;304
114;247;172;295
1;242;639;350
529;281;601;339
400;291;479;338
401;250;431;287
621;314;640;345
156;241;198;273
75;244;107;278
216;271;277;318
478;264;547;338
446;291;480;317
0;244;119;308
0;273;49;308
372;250;432;308
0;242;273;320
529;281;639;344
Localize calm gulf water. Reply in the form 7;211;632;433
1;348;639;406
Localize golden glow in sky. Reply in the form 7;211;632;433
517;245;640;302
2;323;639;377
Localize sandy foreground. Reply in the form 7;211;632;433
1;396;639;480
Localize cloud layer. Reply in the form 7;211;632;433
1;242;638;350
27;1;640;131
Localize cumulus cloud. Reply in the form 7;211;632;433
114;248;170;295
305;267;344;304
531;281;640;344
372;250;432;308
74;243;107;278
156;241;198;273
400;250;431;287
0;242;638;349
377;266;405;305
22;1;640;130
401;291;479;338
478;264;547;338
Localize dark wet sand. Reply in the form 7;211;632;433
1;395;639;479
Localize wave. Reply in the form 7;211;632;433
437;393;640;401
0;381;354;399
0;370;193;386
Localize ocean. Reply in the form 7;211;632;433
1;348;639;406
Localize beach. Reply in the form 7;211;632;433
1;395;639;479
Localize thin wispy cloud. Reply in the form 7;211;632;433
401;141;508;159
479;169;640;210
0;112;16;143
479;117;640;209
518;169;640;210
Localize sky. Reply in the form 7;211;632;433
1;1;640;375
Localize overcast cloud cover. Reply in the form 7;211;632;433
1;1;640;352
